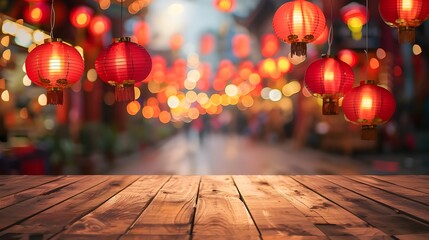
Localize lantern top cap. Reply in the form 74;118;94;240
44;38;62;43
114;37;132;43
361;80;377;85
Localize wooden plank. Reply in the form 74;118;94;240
2;176;139;237
122;235;190;240
192;176;259;237
0;176;108;231
292;176;429;236
0;175;83;209
346;176;429;206
193;236;260;240
126;176;200;235
0;175;63;198
266;176;386;237
59;176;169;236
372;176;429;194
232;175;326;237
394;233;429;240
322;176;429;223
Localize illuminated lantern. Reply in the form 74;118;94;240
304;56;354;115
338;49;359;68
342;80;396;140
214;0;235;12
95;37;152;102
341;2;367;40
24;2;49;24
273;0;326;59
232;34;250;59
261;34;279;58
311;26;329;45
89;15;111;36
70;6;93;28
25;38;84;105
379;0;429;43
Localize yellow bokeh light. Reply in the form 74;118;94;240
241;95;254;108
148;81;161;93
185;91;198;103
225;84;238;97
2;49;11;61
87;68;97;82
127;101;141;115
369;58;379;69
159;111;171;124
282;81;301;97
413;44;422;55
210;94;221;105
376;48;386;60
134;87;141;100
142;106;154;118
1;90;10;102
197;92;209;105
187;69;201;83
76;13;88;26
188;107;200;119
1;36;10;47
168;95;180;109
38;94;47;106
23;75;31;86
184;79;196;90
249;73;261;85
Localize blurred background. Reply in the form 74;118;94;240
0;0;428;175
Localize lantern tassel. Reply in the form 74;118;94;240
47;88;63;105
361;125;377;140
290;42;307;57
115;83;135;102
398;27;415;44
322;97;339;115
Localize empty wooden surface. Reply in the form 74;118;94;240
0;175;428;239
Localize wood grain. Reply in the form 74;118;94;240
126;176;200;235
372;175;429;194
233;175;326;237
192;176;259;237
2;176;139;237
0;175;63;198
60;176;169;236
293;175;429;235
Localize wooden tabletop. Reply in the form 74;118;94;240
0;175;428;239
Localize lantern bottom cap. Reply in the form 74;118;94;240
290;42;307;57
115;84;135;102
47;88;63;105
322;97;339;115
361;125;377;140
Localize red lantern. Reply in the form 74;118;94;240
232;34;250;59
95;37;152;102
338;49;359;68
70;6;93;28
261;34;279;58
273;0;326;57
379;0;429;43
304;56;355;115
25;38;84;105
24;2;49;24
89;15;111;36
214;0;235;12
342;81;396;140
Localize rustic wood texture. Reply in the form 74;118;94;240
0;175;428;239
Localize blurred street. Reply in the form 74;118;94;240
108;131;416;175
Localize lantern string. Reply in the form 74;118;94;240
365;0;369;81
120;0;123;38
326;0;333;56
50;0;56;38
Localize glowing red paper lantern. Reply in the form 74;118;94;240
89;15;111;36
95;37;152;102
24;2;49;24
25;38;84;105
273;0;326;57
214;0;235;12
304;56;354;115
338;49;359;68
379;0;429;43
342;81;396;140
70;6;93;28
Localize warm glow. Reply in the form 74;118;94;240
134;87;141;100
376;48;387;59
76;13;89;26
0;36;9;47
288;53;306;65
32;30;46;44
361;97;373;109
369;58;380;69
401;0;413;11
292;4;304;34
49;56;62;73
159;111;171;123
38;94;47;106
127;101;141;115
30;7;42;22
2;49;11;61
277;57;291;73
338;49;358;67
87;68;97;82
142;106;154;118
23;75;31;86
269;89;282;102
249;73;261;85
282;81;301;97
413;44;422;55
1;90;9;102
225;84;238;97
215;0;234;12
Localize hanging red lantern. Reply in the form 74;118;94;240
261;34;279;58
379;0;429;43
338;49;359;68
342;81;396;140
24;2;49;24
273;0;326;58
25;38;84;105
304;56;355;115
214;0;235;12
70;6;93;28
95;37;152;102
89;15;111;36
232;34;250;59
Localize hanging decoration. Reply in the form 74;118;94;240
304;56;354;115
338;49;359;68
341;2;367;41
95;37;152;102
70;6;93;29
272;0;326;61
342;81;396;140
25;0;84;105
379;0;429;43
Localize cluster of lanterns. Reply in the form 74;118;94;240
22;0;429;140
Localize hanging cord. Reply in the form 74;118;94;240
326;0;334;56
364;0;369;80
120;0;123;37
50;0;55;38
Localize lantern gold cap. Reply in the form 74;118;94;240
114;37;132;43
44;38;62;43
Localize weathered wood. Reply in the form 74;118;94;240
0;175;83;209
293;176;429;235
60;176;169;236
0;176;108;231
0;175;63;198
126;176;200;235
121;235;190;240
394;233;429;240
2;176;139;237
322;176;429;224
266;176;386;237
346;176;429;206
372;176;429;194
233;175;326;237
192;176;259;237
